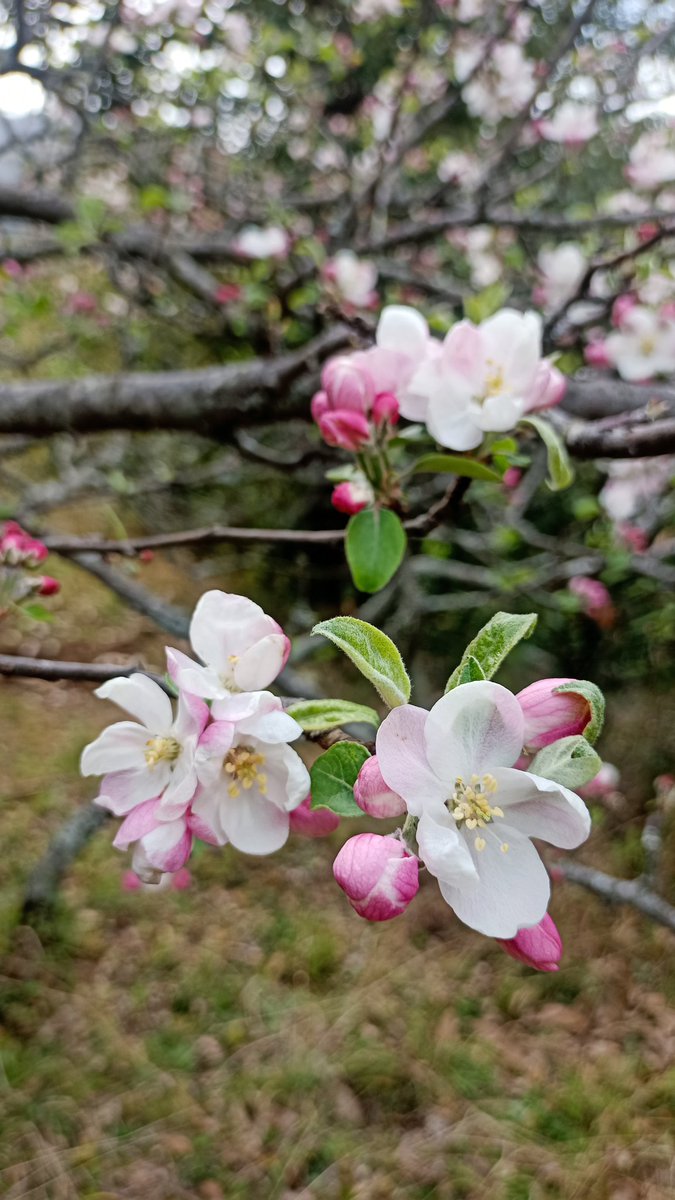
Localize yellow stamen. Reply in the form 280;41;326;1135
449;773;508;853
223;744;267;798
144;735;181;768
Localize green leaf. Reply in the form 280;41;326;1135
287;699;380;732
445;611;538;692
554;680;605;745
464;281;510;323
408;454;502;483
312;615;411;709
530;735;601;789
21;602;54;623
456;656;487;685
310;742;370;816
345;507;407;594
520;415;574;491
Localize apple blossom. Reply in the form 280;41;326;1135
331;479;375;515
599;456;674;522
352;0;402;21
437;150;483;190
167;590;290;704
0;522;48;567
353;755;406;818
535;244;587;311
232;225;289;259
376;681;591;937
568;576;615;627
497;913;563;971
192;692;309;854
602;304;675;381
82;674;209;818
516;678;592;752
459;42;536;124
535;101;599;146
333;832;419;921
323;250;378;308
113;795;218;877
289;794;341;838
627;129;675;191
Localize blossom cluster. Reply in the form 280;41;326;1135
311;305;566;476
334;675;598;968
0;521;60;613
81;591;312;880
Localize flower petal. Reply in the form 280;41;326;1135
492;768;591;849
80;722;150;776
95;674;173;732
426;386;484;452
376;704;448;817
263;743;311;812
376;305;429;355
424;681;525;784
166;649;223;700
142;819;192;873
438;829;550;938
234;633;289;691
96;768;164;815
218;788;290;855
113;797;162;849
417;810;479;888
189;590;275;671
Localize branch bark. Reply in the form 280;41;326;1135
22;803;111;918
0;652;170;689
556;860;675;934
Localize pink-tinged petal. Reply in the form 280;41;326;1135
190;789;227;845
424;682;525;785
492;768;591;849
113;797;163;849
195;720;236;787
416;810;479;888
318;409;371;450
439;829;550;938
376;704;448;817
333;832;419;921
516;677;590;751
289;794;340;837
173;688;210;739
262;743;311;811
441;320;484;382
95;768;164;815
353;755;406;818
218;789;290;855
166;649;222;700
376;305;429;356
234;633;289;691
189;590;272;672
95;674;173;732
142;820;193;873
311;390;330;421
159;759;198;818
187;805;221;846
497;912;563;972
80;721;150;776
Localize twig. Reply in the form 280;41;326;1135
555;859;675;934
0;652;170;690
21;803;111;918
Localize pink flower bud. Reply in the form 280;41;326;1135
612;293;638;328
122;870;143;891
516;677;592;752
139;549;155;563
502;467;522;490
318;409;371;450
36;575;60;596
527;361;567;411
372;391;400;426
617;522;649;553
353;756;406;818
214;283;241;304
333;833;419;921
497;913;563;972
2;258;23;279
170;867;193;890
578;761;620;799
568;576;616;628
322;358;375;414
311;390;330;422
331;480;374;515
289;794;341;838
584;340;611;368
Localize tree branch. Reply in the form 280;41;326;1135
556;860;675;934
0;652;170;689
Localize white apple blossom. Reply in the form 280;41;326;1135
324;250;378;308
353;0;402;21
167;590;290;705
535;101;599;146
627;129;675;191
81;674;208;819
536;244;587;310
233;225;289;259
192;693;309;855
376;681;591;937
599;457;674;521
460;42;536;124
604;305;675;381
437;150;484;191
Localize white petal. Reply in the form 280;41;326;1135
191;788;228;845
236;701;303;744
438;829;550;937
159;757;198;818
477;393;524;433
417;810;479;887
234;633;288;691
189;590;271;671
376;305;429;355
95;674;173;732
263;743;311;811
492;768;591;849
218;788;290;855
81;722;150;776
95;767;163;815
424;681;525;784
376;704;448;817
426;388;484;451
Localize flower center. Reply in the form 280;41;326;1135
639;335;656;356
219;654;242;693
145;735;181;768
483;366;505;398
449;774;508;853
223;744;267;798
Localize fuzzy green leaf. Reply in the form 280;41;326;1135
530;735;601;789
312;616;411;708
310;742;370;816
445;611;538;692
287;699;380;732
520;415;574;491
554;680;605;745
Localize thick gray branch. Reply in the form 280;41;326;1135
556;860;675;934
22;803;110;917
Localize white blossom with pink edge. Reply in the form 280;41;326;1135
376;681;591;938
599;456;674;522
81;674;208;819
534;101;599;146
602;305;675;381
324;250;378;308
167;590;290;706
192;692;309;855
405;309;564;451
626;129;675;191
232;225;289;260
114;796;219;881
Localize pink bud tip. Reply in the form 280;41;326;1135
331;480;373;515
318;409;371;451
372;391;400;426
611;293;638;328
122;871;143;891
333;833;419;922
584;340;611;369
353;756;406;819
516;677;591;752
311;390;330;422
170;867;192;890
139;549;155;563
214;283;241;304
37;575;60;596
502;467;522;490
289;794;341;838
497;913;563;972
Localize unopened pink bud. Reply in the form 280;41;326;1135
170;867;192;890
372;391;400;426
353;756;406;818
579;761;620;799
618;522;649;553
3;259;23;279
333;833;419;921
584;340;611;368
497;913;563;972
122;870;143;891
612;294;638;328
331;480;374;515
36;575;60;596
289;794;341;838
214;283;241;304
568;576;615;628
322;358;374;414
528;361;567;411
516;677;591;752
318;409;371;450
311;390;330;422
502;467;522;490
